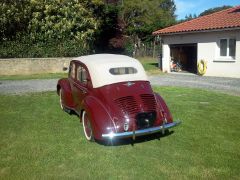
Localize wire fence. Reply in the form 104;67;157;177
133;41;161;58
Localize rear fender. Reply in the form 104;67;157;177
57;78;75;109
154;93;173;123
82;96;115;140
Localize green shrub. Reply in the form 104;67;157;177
0;36;90;58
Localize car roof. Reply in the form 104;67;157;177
72;54;148;88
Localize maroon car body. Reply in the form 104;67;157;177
57;54;180;141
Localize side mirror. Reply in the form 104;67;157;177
63;67;68;71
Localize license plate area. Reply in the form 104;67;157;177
135;112;156;129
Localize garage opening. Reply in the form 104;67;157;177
170;44;197;73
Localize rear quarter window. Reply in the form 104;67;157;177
70;63;76;79
109;67;138;75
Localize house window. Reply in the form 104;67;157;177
220;39;227;56
229;39;236;57
219;38;236;57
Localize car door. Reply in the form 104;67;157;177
71;62;90;113
68;61;78;108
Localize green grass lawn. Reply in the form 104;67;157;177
138;57;163;75
0;87;239;179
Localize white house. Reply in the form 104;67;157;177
153;6;240;78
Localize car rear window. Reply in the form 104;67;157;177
109;67;138;75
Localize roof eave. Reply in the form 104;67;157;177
153;27;240;36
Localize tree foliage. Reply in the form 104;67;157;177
199;5;232;16
0;0;177;57
0;0;31;40
0;0;102;41
29;0;100;47
184;14;197;20
179;5;233;23
121;0;176;41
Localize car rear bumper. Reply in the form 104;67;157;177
102;120;181;139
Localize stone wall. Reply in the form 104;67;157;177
0;58;72;75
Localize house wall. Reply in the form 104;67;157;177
0;58;71;75
161;29;240;78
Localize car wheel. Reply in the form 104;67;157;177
59;88;64;110
82;111;94;141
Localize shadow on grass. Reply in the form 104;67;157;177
96;130;174;147
149;63;158;67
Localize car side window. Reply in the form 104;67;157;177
70;63;76;79
77;65;88;85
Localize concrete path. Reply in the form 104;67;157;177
0;73;239;96
0;79;58;94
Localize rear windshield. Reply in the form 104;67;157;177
109;67;138;75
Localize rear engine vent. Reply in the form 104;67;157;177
114;96;139;115
140;94;157;112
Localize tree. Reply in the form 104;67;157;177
93;4;121;52
0;0;178;57
121;0;176;41
184;14;197;21
179;5;232;23
199;5;232;16
29;0;101;47
0;0;31;40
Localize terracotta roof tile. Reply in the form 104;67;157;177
153;6;240;35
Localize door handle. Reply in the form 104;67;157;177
81;89;87;94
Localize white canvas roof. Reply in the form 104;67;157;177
73;54;148;88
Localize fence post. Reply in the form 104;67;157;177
158;54;162;70
153;38;156;58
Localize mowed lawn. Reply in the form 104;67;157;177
0;73;68;81
0;87;239;179
139;57;163;75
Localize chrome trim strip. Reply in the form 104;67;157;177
102;120;181;139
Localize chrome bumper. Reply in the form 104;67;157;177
102;120;181;139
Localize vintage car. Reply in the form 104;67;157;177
57;54;180;141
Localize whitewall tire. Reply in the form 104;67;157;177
59;89;64;110
82;111;94;141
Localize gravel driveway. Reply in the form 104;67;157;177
0;73;240;96
0;79;58;94
149;73;240;96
